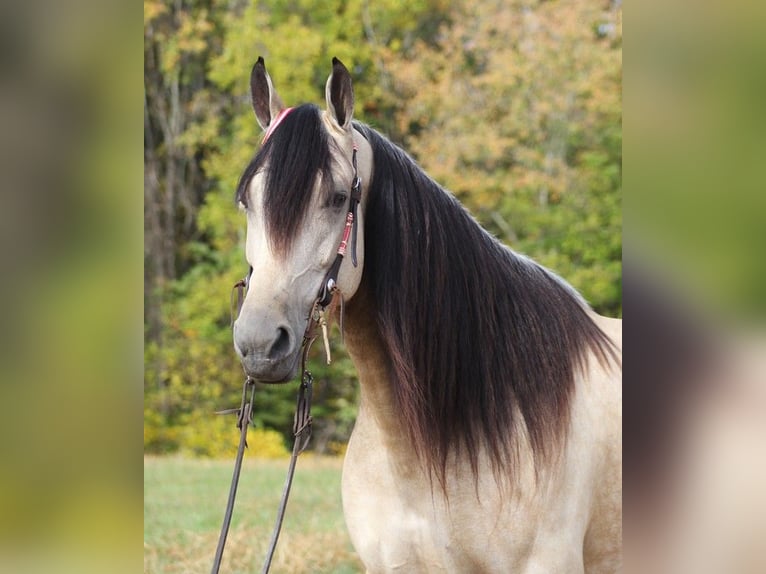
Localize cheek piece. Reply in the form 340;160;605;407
317;142;361;309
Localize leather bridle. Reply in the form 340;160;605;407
212;123;364;574
318;140;362;307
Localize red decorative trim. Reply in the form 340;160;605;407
337;212;354;256
263;107;294;143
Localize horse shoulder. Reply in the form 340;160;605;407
578;312;623;572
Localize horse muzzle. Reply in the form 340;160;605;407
232;318;300;383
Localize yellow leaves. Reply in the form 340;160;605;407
176;9;213;54
147;4;215;74
389;0;621;217
179;416;289;459
144;1;166;26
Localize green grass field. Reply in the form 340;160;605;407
144;456;364;573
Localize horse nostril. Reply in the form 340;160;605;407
268;327;291;361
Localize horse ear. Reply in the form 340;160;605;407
250;56;285;131
325;57;354;130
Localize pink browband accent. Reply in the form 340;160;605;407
262;107;294;143
337;212;354;256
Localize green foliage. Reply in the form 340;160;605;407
183;417;289;459
144;0;622;457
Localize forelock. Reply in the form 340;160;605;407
235;104;332;255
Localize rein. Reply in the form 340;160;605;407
211;129;362;574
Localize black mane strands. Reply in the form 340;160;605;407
236;104;332;256
356;123;618;486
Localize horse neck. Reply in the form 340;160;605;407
342;281;409;443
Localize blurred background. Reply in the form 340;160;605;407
1;0;141;573
625;0;766;572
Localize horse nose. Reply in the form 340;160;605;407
233;319;297;381
234;321;295;362
269;326;292;361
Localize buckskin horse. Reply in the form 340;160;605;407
232;57;622;573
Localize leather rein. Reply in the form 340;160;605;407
211;125;362;574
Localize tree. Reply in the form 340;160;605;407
382;0;622;314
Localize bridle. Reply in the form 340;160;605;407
212;116;364;574
318;137;362;306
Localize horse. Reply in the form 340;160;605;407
232;57;622;573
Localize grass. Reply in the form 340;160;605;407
144;455;364;574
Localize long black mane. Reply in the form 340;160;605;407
356;123;617;483
238;105;618;484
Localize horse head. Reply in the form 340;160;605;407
232;58;372;383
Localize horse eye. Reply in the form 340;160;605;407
330;191;347;209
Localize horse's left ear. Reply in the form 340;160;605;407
325;57;354;130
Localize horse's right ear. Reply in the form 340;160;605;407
325;57;354;130
250;56;285;131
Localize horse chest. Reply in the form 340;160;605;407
340;414;535;573
341;433;472;572
339;405;602;573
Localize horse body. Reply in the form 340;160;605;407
233;57;622;573
340;280;621;574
